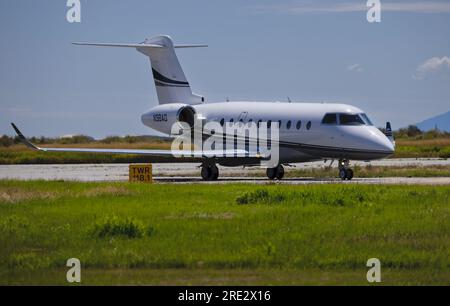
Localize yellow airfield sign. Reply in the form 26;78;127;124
129;164;153;183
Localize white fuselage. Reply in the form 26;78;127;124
142;101;395;164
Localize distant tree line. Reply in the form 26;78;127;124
392;126;450;140
376;125;449;139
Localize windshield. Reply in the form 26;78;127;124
321;113;374;126
359;113;373;125
339;114;365;126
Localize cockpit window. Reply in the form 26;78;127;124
321;112;373;126
339;114;365;125
322;113;337;124
359;113;373;126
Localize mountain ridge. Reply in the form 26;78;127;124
416;110;450;132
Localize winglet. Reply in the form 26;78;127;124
10;123;40;150
384;122;393;137
384;121;395;147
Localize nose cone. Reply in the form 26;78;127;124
368;127;395;155
376;135;395;154
141;112;149;125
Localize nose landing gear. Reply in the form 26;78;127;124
338;159;354;180
266;165;285;180
201;164;219;181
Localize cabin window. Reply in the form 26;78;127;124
339;114;365;126
287;120;292;129
296;120;302;130
267;120;272;128
278;120;282;128
257;120;262;127
306;121;312;130
321;113;337;125
220;118;225;126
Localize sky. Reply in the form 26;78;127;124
1;0;450;138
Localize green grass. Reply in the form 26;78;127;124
394;138;450;158
0;181;449;285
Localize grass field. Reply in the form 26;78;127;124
394;138;450;158
0;181;449;285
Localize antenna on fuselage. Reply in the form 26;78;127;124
287;96;291;103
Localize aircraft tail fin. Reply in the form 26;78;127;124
73;35;207;105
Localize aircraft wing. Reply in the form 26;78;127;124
11;123;265;160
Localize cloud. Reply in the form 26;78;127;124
413;56;450;80
347;64;364;72
252;1;450;14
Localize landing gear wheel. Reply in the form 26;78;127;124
266;167;277;180
338;159;354;181
266;165;285;180
201;166;211;181
210;165;219;180
275;165;285;180
201;164;219;181
345;169;354;180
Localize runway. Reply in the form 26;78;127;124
0;158;448;185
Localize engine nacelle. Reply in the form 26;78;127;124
141;103;196;135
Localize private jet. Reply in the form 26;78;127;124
11;35;395;181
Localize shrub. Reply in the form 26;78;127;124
100;136;122;144
92;216;145;239
0;135;14;147
58;135;95;144
236;189;285;205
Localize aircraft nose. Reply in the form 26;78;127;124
378;137;395;154
370;128;395;154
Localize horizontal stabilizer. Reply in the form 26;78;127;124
172;44;208;49
73;35;207;105
72;42;164;48
72;42;208;49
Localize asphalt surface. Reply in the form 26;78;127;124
0;158;448;184
154;176;450;185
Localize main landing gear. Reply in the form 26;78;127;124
200;162;353;181
201;164;219;181
266;165;285;180
338;159;354;181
